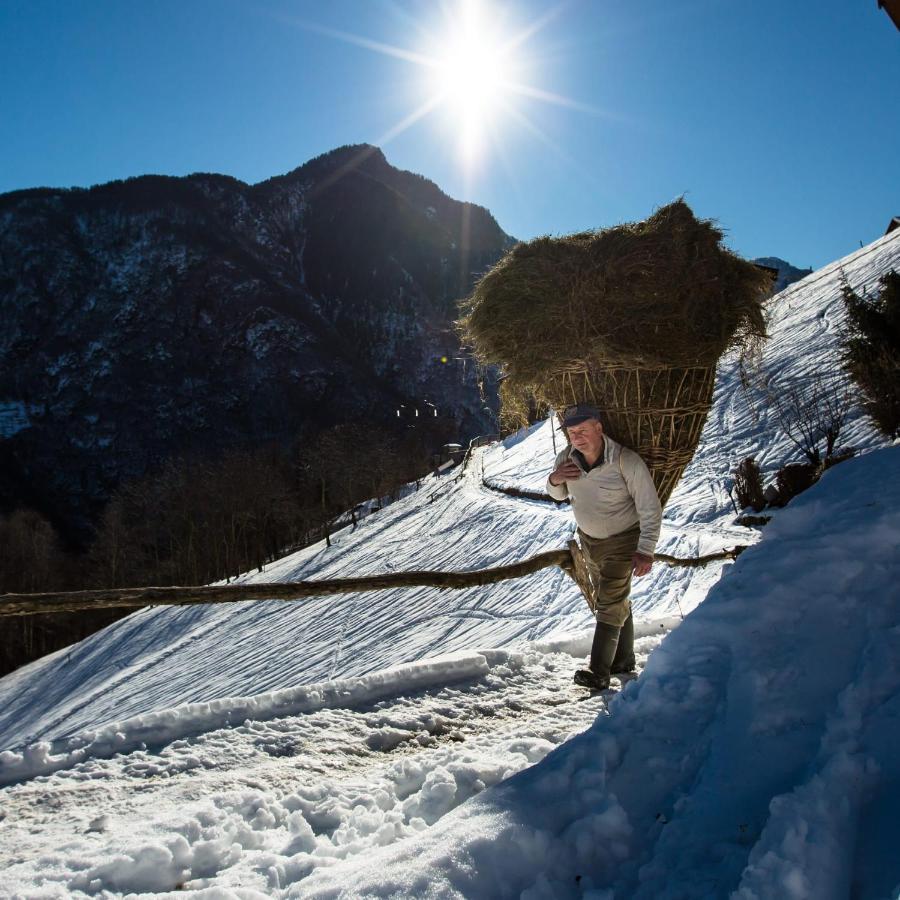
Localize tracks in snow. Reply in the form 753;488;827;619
1;637;667;896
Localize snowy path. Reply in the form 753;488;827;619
1;635;668;897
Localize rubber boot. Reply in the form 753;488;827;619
611;613;636;675
574;621;621;690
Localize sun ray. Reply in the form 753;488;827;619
502;82;610;117
499;97;606;193
498;1;571;56
477;109;529;213
279;3;604;173
278;16;438;70
381;0;436;43
374;93;446;147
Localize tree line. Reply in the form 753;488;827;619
0;420;454;675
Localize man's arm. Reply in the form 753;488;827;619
621;449;662;560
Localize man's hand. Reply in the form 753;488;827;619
632;552;653;577
548;460;582;486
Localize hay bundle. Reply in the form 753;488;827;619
460;200;771;504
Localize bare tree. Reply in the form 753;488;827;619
0;509;66;594
768;370;852;467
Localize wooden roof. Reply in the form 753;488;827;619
878;0;900;30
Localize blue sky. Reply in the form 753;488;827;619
1;0;897;269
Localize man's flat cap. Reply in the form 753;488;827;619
561;404;602;427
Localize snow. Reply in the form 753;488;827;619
290;445;900;900
0;637;668;897
1;228;899;897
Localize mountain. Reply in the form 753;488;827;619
752;255;813;293
0;145;513;543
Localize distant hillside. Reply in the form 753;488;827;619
752;256;813;293
0;145;512;542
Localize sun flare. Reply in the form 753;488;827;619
295;2;590;171
436;37;505;115
425;1;520;163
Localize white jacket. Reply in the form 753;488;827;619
545;435;662;557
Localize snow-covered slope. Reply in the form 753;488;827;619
3;446;897;898
1;228;898;897
5;228;894;750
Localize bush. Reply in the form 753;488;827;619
769;463;820;508
767;448;855;509
841;270;900;438
768;370;852;467
733;457;766;512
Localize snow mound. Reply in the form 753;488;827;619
0;651;490;785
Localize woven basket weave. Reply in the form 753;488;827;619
543;366;716;506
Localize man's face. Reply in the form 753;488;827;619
567;418;604;458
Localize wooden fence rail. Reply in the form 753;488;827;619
0;544;746;618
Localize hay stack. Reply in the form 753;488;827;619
460;200;771;505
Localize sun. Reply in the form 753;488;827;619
426;2;517;162
291;2;591;171
434;28;506;118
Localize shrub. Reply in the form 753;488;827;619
736;514;771;527
768;446;856;509
769;463;820;508
768;370;851;466
733;457;766;511
841;270;900;438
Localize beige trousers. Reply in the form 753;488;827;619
578;525;640;627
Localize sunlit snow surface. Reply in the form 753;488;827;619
298;445;900;900
1;229;898;897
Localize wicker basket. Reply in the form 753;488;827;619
544;366;716;506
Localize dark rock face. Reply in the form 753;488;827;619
0;145;512;543
752;256;812;294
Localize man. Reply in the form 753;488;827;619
546;403;662;690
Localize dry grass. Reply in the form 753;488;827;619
460;200;772;504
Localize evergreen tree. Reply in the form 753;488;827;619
841;270;900;438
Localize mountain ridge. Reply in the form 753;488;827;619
0;145;511;542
